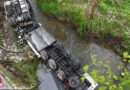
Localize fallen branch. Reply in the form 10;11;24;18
0;46;23;53
88;0;101;20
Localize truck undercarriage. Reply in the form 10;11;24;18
4;0;98;90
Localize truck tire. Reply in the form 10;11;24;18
54;41;64;50
8;17;16;26
40;50;48;61
68;76;80;89
57;69;66;81
48;59;57;70
72;59;80;70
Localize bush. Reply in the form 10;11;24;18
82;53;130;90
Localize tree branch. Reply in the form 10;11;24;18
0;46;23;53
89;0;101;20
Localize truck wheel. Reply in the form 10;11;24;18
68;76;80;89
54;41;64;50
40;50;48;61
57;69;66;81
72;59;80;70
8;17;16;26
48;59;57;70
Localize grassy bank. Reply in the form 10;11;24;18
0;0;4;46
37;0;130;53
0;1;39;89
0;55;39;89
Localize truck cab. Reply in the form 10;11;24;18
4;0;32;26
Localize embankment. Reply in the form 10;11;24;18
37;0;130;55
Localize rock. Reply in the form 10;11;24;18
4;56;8;60
27;51;36;60
9;56;24;63
2;39;7;48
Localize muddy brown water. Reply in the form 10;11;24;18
29;0;123;79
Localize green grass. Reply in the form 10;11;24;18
0;3;4;46
37;0;130;53
11;58;39;88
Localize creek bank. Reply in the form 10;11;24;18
0;64;24;89
0;1;39;89
0;0;4;29
0;22;39;89
37;0;130;55
42;12;126;56
29;0;126;73
0;0;5;46
35;6;126;56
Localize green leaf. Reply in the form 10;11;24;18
127;55;130;59
83;65;89;71
98;86;107;90
99;76;106;83
109;85;117;90
118;85;123;90
128;60;130;63
123;59;127;62
105;82;110;85
113;75;118;80
81;76;86;83
123;52;128;58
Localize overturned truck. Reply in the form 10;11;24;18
4;0;98;90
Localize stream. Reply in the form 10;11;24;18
28;0;124;88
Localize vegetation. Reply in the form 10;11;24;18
82;53;130;90
37;0;130;53
0;32;3;46
10;57;39;89
0;1;4;46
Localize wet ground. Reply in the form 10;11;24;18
28;0;125;76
